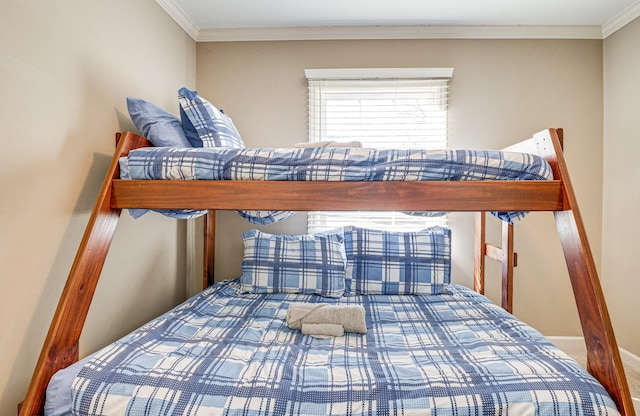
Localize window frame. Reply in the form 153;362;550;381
305;68;453;233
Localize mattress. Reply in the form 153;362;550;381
47;281;619;416
119;146;553;224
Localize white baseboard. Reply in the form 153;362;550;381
546;336;586;352
547;336;640;371
621;348;640;371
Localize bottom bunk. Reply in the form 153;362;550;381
46;280;619;416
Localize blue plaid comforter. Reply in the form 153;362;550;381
120;146;553;224
71;282;618;415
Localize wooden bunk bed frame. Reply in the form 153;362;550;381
19;128;635;416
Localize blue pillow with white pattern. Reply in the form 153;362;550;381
126;97;192;148
240;229;346;298
235;210;296;225
177;87;246;148
344;226;451;295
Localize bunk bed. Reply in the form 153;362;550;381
19;128;635;415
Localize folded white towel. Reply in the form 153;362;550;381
294;140;363;148
286;303;367;334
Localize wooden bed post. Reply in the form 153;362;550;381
19;133;150;416
500;221;515;313
203;210;216;288
473;212;486;295
474;212;517;313
534;129;634;416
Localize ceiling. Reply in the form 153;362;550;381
156;0;640;41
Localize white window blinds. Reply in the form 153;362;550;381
306;68;452;233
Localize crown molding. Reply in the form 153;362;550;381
196;24;603;42
156;0;636;42
602;0;640;38
155;0;199;41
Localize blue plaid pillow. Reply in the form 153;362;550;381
178;87;245;148
344;226;451;295
240;229;346;298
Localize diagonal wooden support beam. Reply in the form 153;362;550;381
534;129;634;416
19;133;150;416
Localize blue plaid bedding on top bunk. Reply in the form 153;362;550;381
71;281;619;416
119;146;553;224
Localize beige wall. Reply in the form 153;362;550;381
197;39;605;339
603;17;640;357
0;1;195;413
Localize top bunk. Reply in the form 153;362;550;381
19;128;635;415
110;130;565;214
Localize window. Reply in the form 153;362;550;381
306;68;453;233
